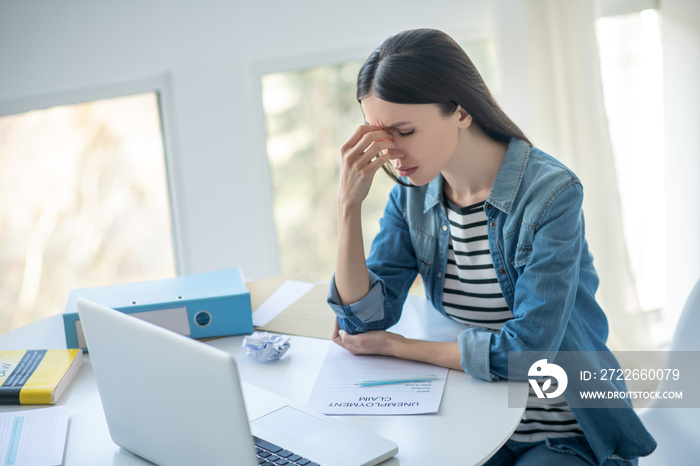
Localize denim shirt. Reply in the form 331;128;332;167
328;139;656;464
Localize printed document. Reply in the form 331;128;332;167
0;405;69;466
308;344;448;415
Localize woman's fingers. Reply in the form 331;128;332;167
343;131;394;178
341;125;386;153
332;319;341;342
337;125;395;206
333;328;394;356
342;126;394;163
356;140;394;173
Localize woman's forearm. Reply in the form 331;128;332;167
390;337;464;371
334;202;371;305
334;323;464;372
334;125;394;305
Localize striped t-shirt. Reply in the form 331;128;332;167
442;198;583;443
442;200;510;328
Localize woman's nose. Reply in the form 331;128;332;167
388;147;404;159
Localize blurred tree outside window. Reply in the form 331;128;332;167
261;41;498;284
0;92;176;334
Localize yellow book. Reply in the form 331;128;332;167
0;349;83;404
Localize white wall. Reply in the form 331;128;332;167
0;0;492;280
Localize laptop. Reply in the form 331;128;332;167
76;298;398;466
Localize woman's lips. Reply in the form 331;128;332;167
396;167;418;177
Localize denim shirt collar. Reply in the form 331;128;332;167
423;138;530;214
424;175;444;213
488;138;530;214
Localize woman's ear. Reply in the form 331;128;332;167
456;106;472;128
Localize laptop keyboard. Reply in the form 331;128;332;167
254;436;320;466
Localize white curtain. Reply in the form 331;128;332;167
661;0;700;330
492;0;653;350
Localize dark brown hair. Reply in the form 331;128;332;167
357;28;531;185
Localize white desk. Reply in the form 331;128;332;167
0;295;527;465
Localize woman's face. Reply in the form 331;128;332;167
360;95;469;186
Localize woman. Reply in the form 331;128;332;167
327;29;655;465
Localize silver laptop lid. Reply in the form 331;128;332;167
76;297;257;466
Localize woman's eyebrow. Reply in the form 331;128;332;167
363;121;412;129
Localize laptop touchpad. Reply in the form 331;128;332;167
252;406;330;442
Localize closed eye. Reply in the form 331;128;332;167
397;130;414;137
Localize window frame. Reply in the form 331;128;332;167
0;75;184;275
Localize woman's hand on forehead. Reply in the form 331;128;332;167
337;124;396;208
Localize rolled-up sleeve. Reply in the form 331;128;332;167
327;270;390;334
458;328;497;381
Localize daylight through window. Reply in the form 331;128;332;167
0;93;177;334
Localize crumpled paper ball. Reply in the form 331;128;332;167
242;332;291;362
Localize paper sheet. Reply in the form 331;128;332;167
0;405;69;466
307;344;449;415
252;280;316;327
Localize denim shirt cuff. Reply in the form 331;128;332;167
458;328;497;381
327;272;386;334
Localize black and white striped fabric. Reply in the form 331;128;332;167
442;198;583;443
442;199;511;330
510;382;584;443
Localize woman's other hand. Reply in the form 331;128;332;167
332;319;403;357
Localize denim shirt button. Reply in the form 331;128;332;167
442;225;448;231
489;221;496;228
498;267;506;275
437;272;443;278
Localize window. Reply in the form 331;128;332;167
0;92;176;334
261;41;498;283
261;61;389;282
596;10;665;317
